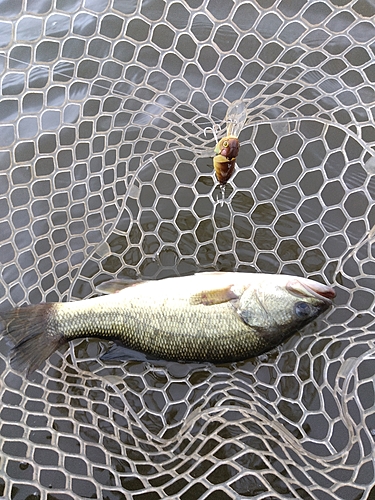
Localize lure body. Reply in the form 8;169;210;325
212;101;247;185
213;136;240;184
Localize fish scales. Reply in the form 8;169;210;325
53;292;264;361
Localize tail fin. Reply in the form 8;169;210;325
0;303;67;376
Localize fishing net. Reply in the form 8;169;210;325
1;0;375;498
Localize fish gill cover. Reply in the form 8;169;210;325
1;0;375;499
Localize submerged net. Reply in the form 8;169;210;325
1;0;375;498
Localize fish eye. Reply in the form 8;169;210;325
222;140;229;147
295;302;312;318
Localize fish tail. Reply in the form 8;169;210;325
0;303;67;376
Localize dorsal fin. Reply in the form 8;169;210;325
95;278;145;295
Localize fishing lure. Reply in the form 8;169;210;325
210;101;247;185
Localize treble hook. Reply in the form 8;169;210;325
218;184;226;207
204;123;220;144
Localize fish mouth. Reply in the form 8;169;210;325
286;278;336;305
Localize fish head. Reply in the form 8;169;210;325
236;275;335;349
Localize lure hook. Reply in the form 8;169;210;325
204;124;220;144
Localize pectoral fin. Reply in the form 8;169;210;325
190;285;238;305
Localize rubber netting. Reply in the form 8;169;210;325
1;0;375;499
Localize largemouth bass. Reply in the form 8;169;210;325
0;272;335;375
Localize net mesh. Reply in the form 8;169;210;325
1;0;375;498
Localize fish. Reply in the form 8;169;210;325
0;272;335;375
